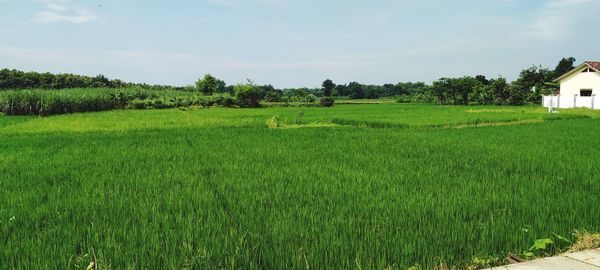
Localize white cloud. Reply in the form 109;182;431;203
33;0;97;24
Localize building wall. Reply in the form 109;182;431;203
559;67;600;96
544;95;600;109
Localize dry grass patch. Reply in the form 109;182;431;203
566;231;600;253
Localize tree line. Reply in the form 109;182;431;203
193;57;575;106
0;69;185;91
0;57;577;106
430;58;575;105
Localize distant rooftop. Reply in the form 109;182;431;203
586;61;600;71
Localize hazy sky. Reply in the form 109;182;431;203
1;0;599;88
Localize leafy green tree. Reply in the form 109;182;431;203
510;65;553;105
469;84;494;105
264;90;283;102
432;77;481;105
234;81;265;107
0;68;177;90
382;83;400;96
363;85;385;99
553;57;576;79
475;75;489;85
507;83;530;105
333;84;348;97
432;79;449;104
224;85;235;95
348;82;365;99
304;94;317;103
489;77;510;105
258;84;277;100
195;74;226;95
319;97;335;107
322;79;335;97
395;82;431;95
91;74;111;88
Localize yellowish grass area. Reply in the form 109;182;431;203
275;122;342;129
447;119;545;129
566;231;600;253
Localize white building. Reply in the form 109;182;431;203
543;61;600;109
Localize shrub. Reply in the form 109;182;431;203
234;84;264;107
266;115;281;128
129;99;150;109
319;97;335;107
295;111;304;125
151;98;176;109
304;94;317;103
396;93;434;104
110;91;129;109
264;91;283;102
210;93;235;107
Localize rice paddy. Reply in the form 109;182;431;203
1;103;600;269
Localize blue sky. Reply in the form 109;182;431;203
1;0;599;88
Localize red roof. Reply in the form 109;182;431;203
586;61;600;71
554;61;600;82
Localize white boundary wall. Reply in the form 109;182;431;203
543;95;600;109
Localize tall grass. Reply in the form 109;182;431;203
1;104;600;269
0;88;233;116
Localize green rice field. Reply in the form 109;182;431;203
1;103;600;269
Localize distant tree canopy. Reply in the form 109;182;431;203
553;57;576;79
432;77;481;105
347;82;365;99
429;62;562;106
322;79;335;97
0;68;185;91
280;58;571;105
234;80;265;107
509;65;556;104
0;56;575;106
195;74;226;95
0;69;123;89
